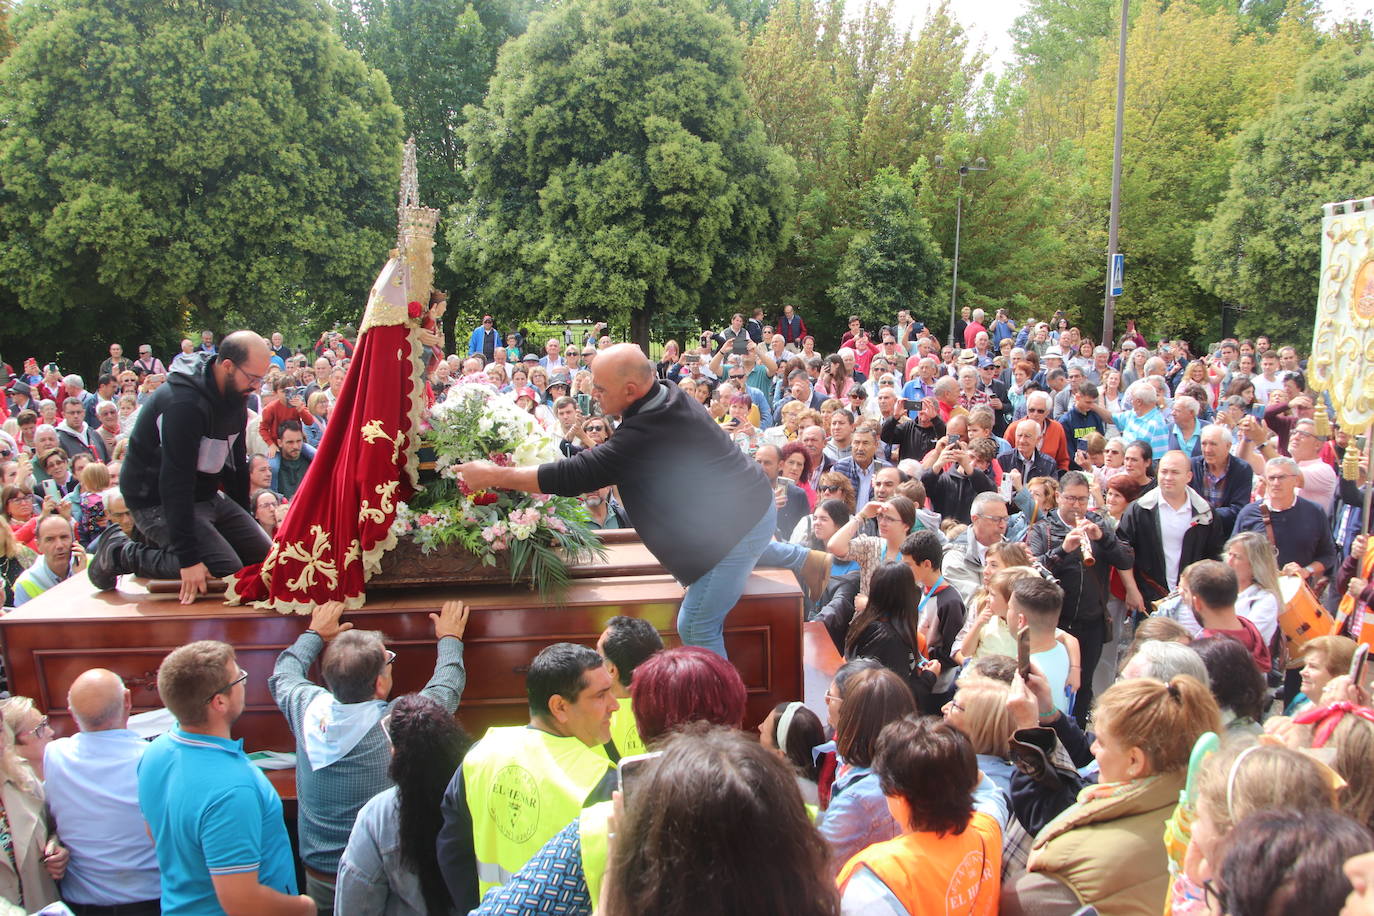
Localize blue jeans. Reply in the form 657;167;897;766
677;503;781;657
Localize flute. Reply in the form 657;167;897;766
1074;519;1095;566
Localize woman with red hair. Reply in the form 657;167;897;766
780;440;817;509
468;647;749;915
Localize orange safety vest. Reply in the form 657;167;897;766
836;813;1002;915
1338;548;1374;640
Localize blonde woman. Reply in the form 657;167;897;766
1003;676;1221;914
1225;531;1282;646
942;676;1033;882
0;697;65;912
305;390;330;448
0;523;35;608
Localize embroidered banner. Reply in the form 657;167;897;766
1310;196;1374;429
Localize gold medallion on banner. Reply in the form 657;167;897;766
1354;256;1374;323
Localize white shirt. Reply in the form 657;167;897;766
1236;582;1280;645
1297;458;1339;516
44;729;162;905
1252;372;1284;407
1158;494;1194;590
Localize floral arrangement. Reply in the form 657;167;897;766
390;382;606;597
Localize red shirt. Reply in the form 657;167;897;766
1200;616;1271;673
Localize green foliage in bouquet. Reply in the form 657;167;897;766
392;384;607;598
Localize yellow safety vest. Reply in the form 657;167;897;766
579;801;614;914
579;792;818;913
464;726;614;894
607;699;645;760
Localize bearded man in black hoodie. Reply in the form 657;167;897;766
91;331;273;603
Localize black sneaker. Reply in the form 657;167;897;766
87;527;131;591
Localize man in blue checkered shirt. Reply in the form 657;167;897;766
1088;379;1171;460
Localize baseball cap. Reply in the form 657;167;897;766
977;356;996;369
514;386;539;402
522;353;540;363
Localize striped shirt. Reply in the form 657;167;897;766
1113;406;1171;457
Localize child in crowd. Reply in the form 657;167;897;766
900;530;966;712
1008;576;1082;712
958;566;1039;661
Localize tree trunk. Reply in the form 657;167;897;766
630;310;652;352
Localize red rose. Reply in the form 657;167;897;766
472;492;499;506
407;300;423;319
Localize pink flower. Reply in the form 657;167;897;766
417;513;438;527
548;518;568;534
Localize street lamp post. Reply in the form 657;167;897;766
934;156;988;348
1102;0;1129;346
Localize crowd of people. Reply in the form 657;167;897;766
0;301;1373;915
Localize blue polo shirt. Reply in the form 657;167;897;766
137;728;298;914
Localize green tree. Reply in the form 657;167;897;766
742;0;983;343
450;0;797;346
1077;0;1313;339
0;0;12;60
0;0;403;364
333;0;532;303
829;167;945;326
1194;45;1374;344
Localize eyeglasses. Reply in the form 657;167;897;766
585;424;605;433
204;668;249;704
20;716;50;740
1059;493;1089;504
1026;407;1048;415
385;650;397;667
818;485;839;493
973;514;1009;525
229;363;265;387
1265;473;1296;483
878;513;903;523
1201;879;1224;913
